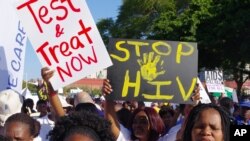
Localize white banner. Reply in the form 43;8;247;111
15;0;112;90
197;78;211;104
0;0;27;93
205;70;225;93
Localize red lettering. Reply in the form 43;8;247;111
36;42;52;65
49;45;60;64
17;0;44;33
71;36;84;49
57;62;72;82
55;24;64;37
78;19;93;44
39;6;52;24
60;42;72;56
56;46;97;82
79;46;97;64
51;0;68;21
62;0;80;12
36;35;86;66
71;57;82;71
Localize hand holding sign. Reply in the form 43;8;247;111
138;52;165;81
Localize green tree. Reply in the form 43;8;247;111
97;0;177;44
97;0;250;97
22;81;38;93
196;0;250;97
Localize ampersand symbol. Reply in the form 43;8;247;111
55;24;64;38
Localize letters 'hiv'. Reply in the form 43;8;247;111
107;38;198;103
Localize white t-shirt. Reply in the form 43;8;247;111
34;115;54;141
116;124;131;141
158;123;182;141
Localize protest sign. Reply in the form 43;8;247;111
197;78;211;104
232;89;239;103
15;0;112;90
107;38;198;103
0;0;27;93
0;47;9;91
205;70;225;93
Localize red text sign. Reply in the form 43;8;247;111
16;0;112;90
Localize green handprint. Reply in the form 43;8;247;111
137;52;165;81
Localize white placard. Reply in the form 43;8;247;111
205;70;225;93
197;78;211;104
0;0;27;93
15;0;112;90
232;89;239;103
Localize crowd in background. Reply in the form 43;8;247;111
0;68;249;141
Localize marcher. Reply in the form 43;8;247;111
159;105;175;134
219;97;236;124
48;111;115;141
182;103;230;141
103;79;165;141
235;101;250;125
36;100;48;118
41;67;115;141
4;113;40;141
25;98;37;113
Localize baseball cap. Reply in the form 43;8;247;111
239;101;250;109
0;89;23;126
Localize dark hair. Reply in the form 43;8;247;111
36;99;47;105
25;98;34;105
0;135;11;141
183;103;230;141
75;103;99;114
128;107;165;141
219;97;233;110
116;108;132;128
159;105;175;118
4;113;40;138
64;126;101;141
48;111;114;141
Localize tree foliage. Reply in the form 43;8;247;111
97;0;250;96
22;81;37;93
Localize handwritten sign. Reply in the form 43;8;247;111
15;0;112;90
107;38;198;103
205;70;224;93
0;0;27;93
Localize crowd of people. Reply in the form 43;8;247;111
0;67;249;141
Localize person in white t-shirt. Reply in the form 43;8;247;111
34;100;55;141
103;79;165;141
34;113;54;141
103;79;201;141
